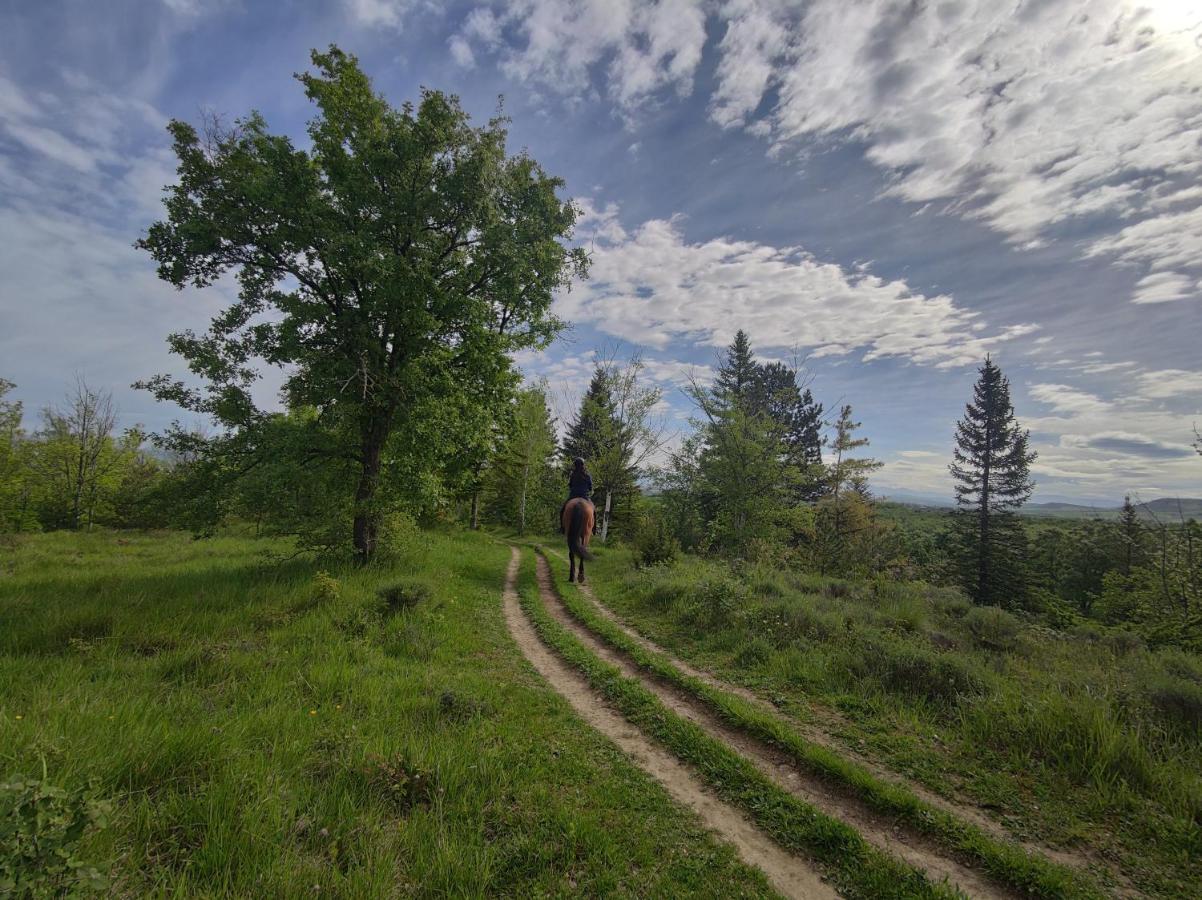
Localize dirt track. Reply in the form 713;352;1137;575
534;551;1017;900
501;546;838;900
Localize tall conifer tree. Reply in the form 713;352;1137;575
950;357;1036;607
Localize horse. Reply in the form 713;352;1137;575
561;497;595;583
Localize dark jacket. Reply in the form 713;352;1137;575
568;470;593;500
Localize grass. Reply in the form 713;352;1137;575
516;552;960;900
0;529;781;896
536;547;1101;899
556;540;1202;898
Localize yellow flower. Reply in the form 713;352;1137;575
14;715;22;721
309;709;317;716
335;704;342;711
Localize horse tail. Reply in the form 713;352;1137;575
568;502;593;560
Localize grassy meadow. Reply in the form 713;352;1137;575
0;529;778;897
558;542;1202;898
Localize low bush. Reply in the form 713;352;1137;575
632;516;680;568
1146;676;1202;736
376;578;433;614
855;638;984;704
359;754;436;812
964;605;1021;651
686;572;748;626
734;635;773;667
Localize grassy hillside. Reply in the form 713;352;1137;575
557;541;1202;897
0;530;776;896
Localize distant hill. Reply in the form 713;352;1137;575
1023;499;1202;521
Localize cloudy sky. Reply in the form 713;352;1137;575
1;0;1200;504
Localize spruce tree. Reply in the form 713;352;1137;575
714;330;758;409
949;357;1036;607
1118;495;1147;576
561;365;637;535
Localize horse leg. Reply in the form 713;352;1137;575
568;553;576;583
578;557;585;584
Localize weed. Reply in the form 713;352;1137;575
376;578;433;614
359;753;436;812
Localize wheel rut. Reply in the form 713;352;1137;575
542;545;1110;888
536;552;1017;900
502;546;837;900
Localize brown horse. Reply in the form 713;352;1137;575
561;497;595;583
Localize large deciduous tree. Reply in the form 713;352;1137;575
949;357;1036;607
138;47;586;560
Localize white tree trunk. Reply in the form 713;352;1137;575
600;489;612;542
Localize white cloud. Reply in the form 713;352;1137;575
344;0;411;29
1028;384;1112;416
712;1;1202;297
1130;271;1197;304
1136;369;1202;399
448;35;475;68
452;0;707;110
561;200;1037;368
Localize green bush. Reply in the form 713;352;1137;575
734;636;773;667
686;573;748;626
856;639;984;704
377;578;433;614
1;776;112;896
964;605;1021;651
359;754;436;812
1146;676;1202;735
632;516;680;568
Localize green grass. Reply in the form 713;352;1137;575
537;547;1101;899
0;529;780;896
559;540;1202;898
516;552;960;900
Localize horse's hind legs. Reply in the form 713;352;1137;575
568;555;576;583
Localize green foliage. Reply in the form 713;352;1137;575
137;46;585;559
1145;676;1202;736
631;512;680;568
484;383;559;535
358;754;436;812
0;774;112;896
311;571;341;603
963;605;1021;651
376;578;433;613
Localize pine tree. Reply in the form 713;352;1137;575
1118;495;1147;577
714;330;758;409
749;362;825;498
562;368;615;465
813;405;882;574
949;357;1036;607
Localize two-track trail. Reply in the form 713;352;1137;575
501;546;838;900
531;551;1018;900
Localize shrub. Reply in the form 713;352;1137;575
1103;629;1146;657
686;573;748;626
311;571;341;604
964;605;1021;652
857;639;984;704
632;516;680;568
377;579;433;614
1146;676;1202;735
376;510;429;560
437;690;488;722
930;591;971;619
0;776;113;896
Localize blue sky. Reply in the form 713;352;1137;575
1;0;1200;504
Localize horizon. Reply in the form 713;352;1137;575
2;0;1200;505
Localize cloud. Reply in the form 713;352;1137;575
710;1;1202;298
1136;369;1202;399
1130;271;1197;304
1028;384;1111;416
452;0;707;110
561;200;1037;368
344;0;411;29
1063;432;1196;460
448;35;475;68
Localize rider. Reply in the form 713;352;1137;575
561;457;593;533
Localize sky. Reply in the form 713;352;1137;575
0;0;1200;505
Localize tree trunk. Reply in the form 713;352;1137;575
518;461;529;536
600;490;612;542
352;418;388;563
470;489;480;530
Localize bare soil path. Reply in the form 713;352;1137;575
542;545;1109;887
501;546;838;900
535;552;1018;900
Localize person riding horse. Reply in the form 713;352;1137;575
561;458;596;583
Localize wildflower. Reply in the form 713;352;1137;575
309;709;317;716
335;704;342;711
14;715;22;721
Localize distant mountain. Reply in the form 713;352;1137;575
1024;499;1202;521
